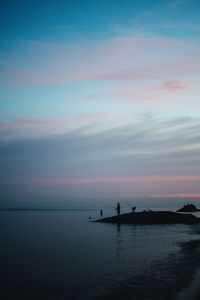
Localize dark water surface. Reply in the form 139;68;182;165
0;209;200;299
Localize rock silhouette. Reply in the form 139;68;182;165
177;203;200;212
95;211;200;225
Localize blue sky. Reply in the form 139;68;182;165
1;0;200;207
1;0;200;42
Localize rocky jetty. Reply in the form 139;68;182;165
177;203;200;212
95;211;200;225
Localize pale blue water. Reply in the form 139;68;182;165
0;208;200;299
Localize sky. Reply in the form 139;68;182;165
1;0;200;207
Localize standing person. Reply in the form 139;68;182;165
116;202;120;215
100;209;103;217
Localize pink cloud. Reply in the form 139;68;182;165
0;119;58;128
1;33;199;86
0;114;125;128
98;88;161;102
90;70;154;81
0;68;155;86
156;80;188;92
62;175;200;185
70;113;125;123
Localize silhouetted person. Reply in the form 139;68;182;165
116;202;121;215
100;209;103;217
131;206;136;213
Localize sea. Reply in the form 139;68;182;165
0;207;200;300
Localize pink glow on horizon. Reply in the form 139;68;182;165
2;175;200;186
149;193;200;198
2;176;200;199
61;175;200;185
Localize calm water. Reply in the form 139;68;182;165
0;208;200;300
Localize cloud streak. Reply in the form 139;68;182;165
167;0;186;10
0;114;123;130
155;80;188;92
1;175;200;186
1;116;200;198
1;33;199;87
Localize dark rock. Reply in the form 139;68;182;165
95;211;200;225
177;203;200;212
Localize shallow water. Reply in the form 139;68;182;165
0;209;200;299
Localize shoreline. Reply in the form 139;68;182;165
177;264;200;300
176;240;200;300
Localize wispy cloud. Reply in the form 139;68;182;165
1;175;200;186
1;116;200;199
0;119;56;128
162;22;200;31
1;33;199;86
0;114;124;128
167;0;186;10
154;80;188;92
45;25;72;31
